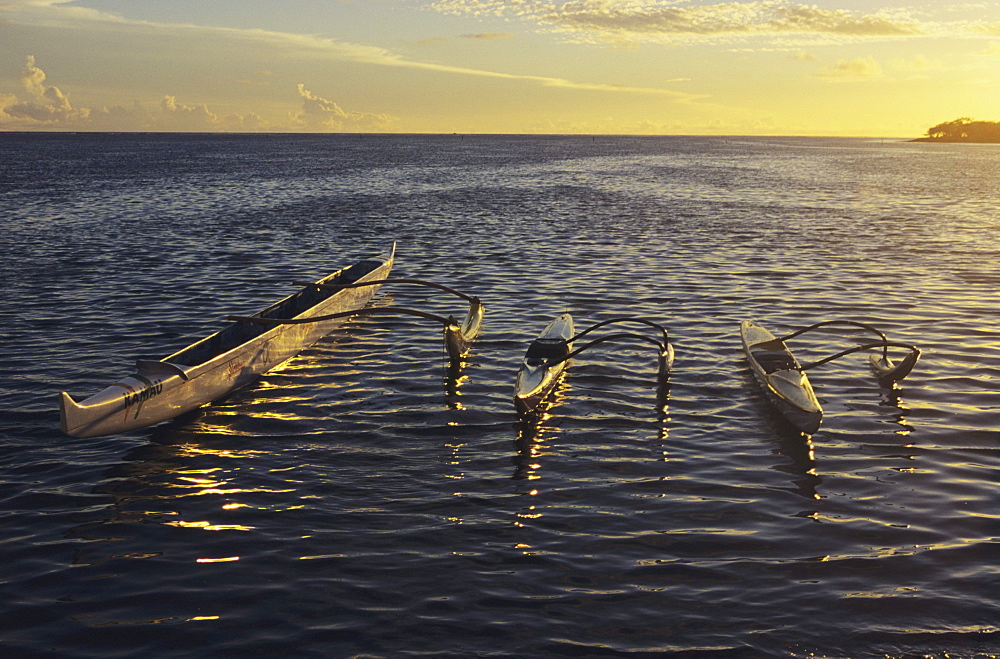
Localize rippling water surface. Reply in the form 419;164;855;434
1;133;998;657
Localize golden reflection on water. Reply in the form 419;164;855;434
513;488;542;531
445;365;471;409
98;441;302;542
166;520;255;532
165;473;288;498
513;414;563;482
444;441;467;482
186;408;317;434
172;443;267;459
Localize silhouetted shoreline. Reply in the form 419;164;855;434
911;137;1000;143
914;118;1000;143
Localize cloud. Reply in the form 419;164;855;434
814;56;884;80
890;54;943;72
4;0;703;100
20;54;49;96
8;54;83;122
294;84;397;132
970;21;1000;37
547;2;919;38
0;56;390;132
425;0;962;46
459;32;514;40
236;70;275;87
413;31;513;46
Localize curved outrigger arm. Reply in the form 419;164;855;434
293;278;484;363
543;332;674;387
800;341;921;387
227;305;480;366
569;317;669;347
777;320;892;359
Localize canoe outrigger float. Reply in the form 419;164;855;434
515;315;674;416
60;244;396;438
741;319;921;434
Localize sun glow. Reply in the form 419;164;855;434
2;0;996;137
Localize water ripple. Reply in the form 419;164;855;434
1;134;997;657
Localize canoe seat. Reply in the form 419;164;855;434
752;349;798;374
525;338;570;363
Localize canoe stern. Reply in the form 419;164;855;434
59;371;178;438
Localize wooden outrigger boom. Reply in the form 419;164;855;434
284;277;484;365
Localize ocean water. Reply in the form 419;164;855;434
0;133;998;657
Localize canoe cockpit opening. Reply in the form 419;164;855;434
751;349;798;374
525;338;570;364
169;260;384;367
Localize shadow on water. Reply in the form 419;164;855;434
769;426;822;501
876;382;917;437
737;370;823;500
511;376;672;481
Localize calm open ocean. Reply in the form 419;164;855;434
1;133;997;657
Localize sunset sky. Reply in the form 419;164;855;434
1;0;998;136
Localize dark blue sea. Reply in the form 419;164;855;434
1;133;998;657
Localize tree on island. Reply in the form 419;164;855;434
920;117;1000;143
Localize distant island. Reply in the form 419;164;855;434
913;118;1000;143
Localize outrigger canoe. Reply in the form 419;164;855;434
741;320;823;434
60;244;395;438
741;318;920;435
515;314;575;415
515;315;674;416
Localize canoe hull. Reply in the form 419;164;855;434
60;246;395;438
741;320;823;435
515;313;574;415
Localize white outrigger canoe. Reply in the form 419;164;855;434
741;320;823;434
514;313;575;415
60;244;395;438
514;314;673;416
742;318;920;435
